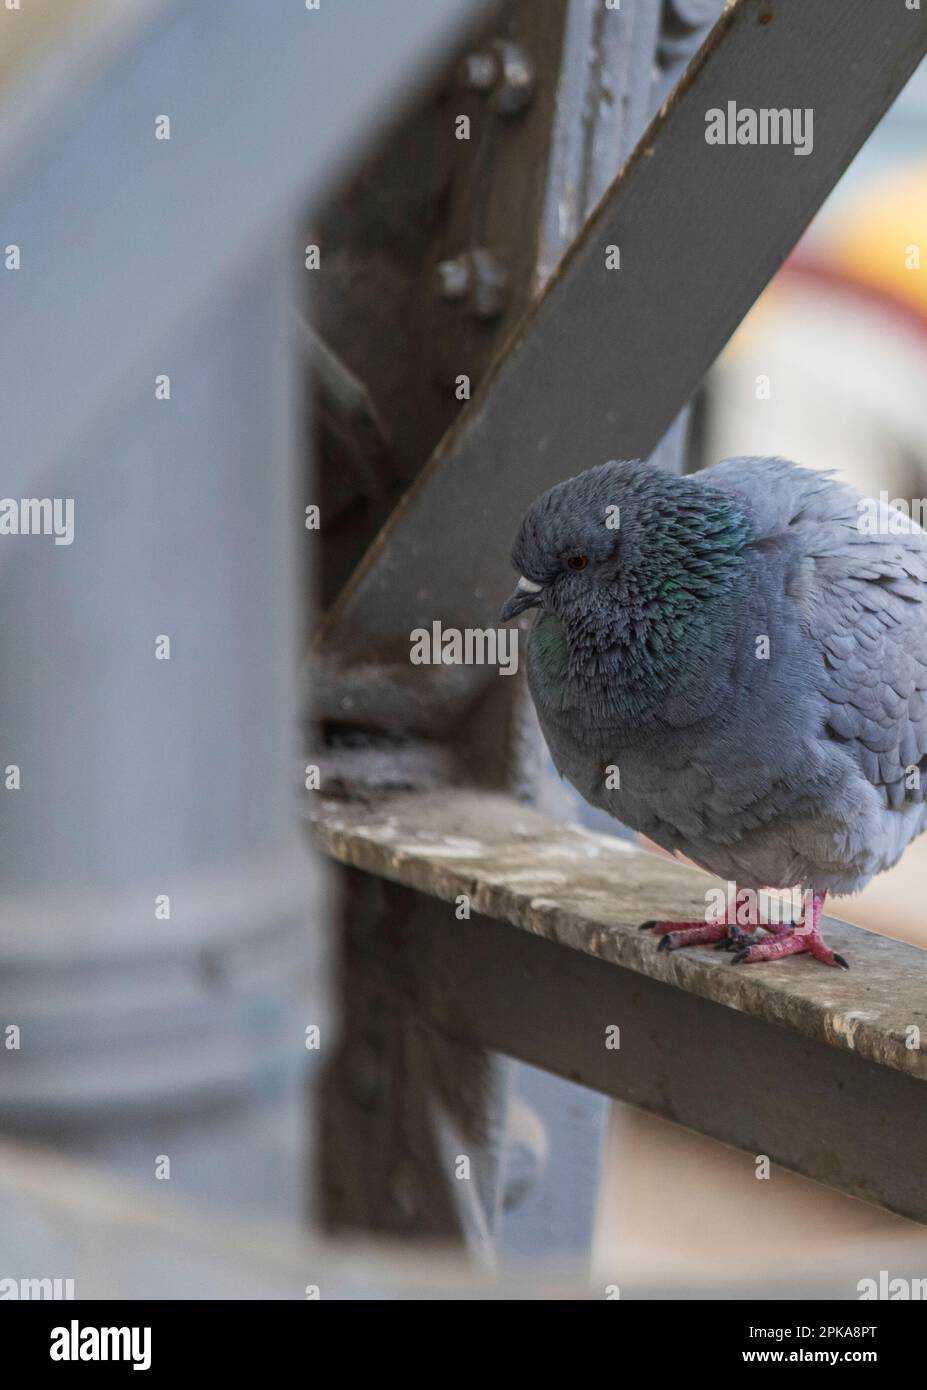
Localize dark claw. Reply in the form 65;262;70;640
715;926;759;952
657;933;674;952
638;920;657;931
731;946;751;965
833;952;850;970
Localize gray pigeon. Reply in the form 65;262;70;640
500;457;927;967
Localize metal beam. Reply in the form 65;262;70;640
0;0;491;1224
0;0;491;498
323;0;927;659
311;0;668;1255
312;788;927;1222
415;897;927;1228
311;789;927;1082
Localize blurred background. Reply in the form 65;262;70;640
2;0;927;1300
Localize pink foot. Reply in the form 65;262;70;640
640;890;849;969
732;892;849;969
640;889;760;955
654;920;732;951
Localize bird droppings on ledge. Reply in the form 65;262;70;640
307;788;927;1083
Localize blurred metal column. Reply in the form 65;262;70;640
0;0;489;1226
0;248;326;1220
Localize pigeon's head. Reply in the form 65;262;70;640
500;458;662;625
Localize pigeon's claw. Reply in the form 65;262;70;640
640;914;755;953
714;924;760;952
730;892;849;968
639;918;713;936
732;930;849;968
640;891;848;969
648;921;732;951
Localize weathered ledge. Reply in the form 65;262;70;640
309;788;927;1082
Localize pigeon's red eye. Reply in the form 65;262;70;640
567;554;589;571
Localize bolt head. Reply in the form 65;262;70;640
459;50;497;92
490;41;535;116
436;256;471;301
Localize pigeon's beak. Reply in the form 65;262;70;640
500;576;544;623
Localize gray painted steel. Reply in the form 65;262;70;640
0;0;488;1223
326;0;927;658
0;0;491;498
0;256;323;1221
414;898;927;1227
313;786;927;1223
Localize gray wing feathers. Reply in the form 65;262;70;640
701;456;927;809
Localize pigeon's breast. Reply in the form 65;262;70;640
527;620;900;893
535;706;888;891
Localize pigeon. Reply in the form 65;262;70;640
500;456;927;967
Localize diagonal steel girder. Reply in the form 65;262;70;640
0;0;493;503
324;0;927;666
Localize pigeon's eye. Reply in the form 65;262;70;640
566;554;589;572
